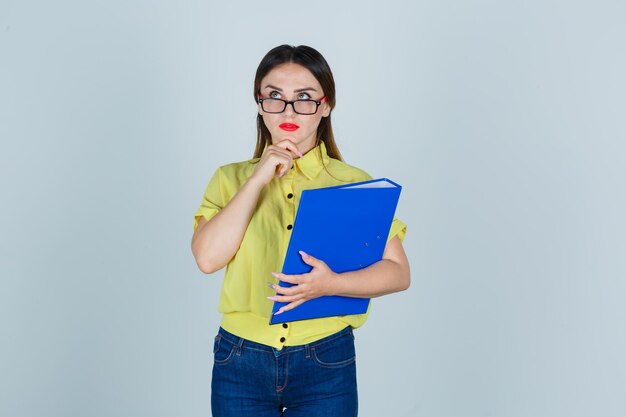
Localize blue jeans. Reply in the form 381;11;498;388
211;326;358;417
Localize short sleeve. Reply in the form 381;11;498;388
193;168;224;232
387;216;407;242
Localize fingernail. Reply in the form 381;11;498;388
271;272;280;278
267;296;277;301
298;151;303;157
274;310;283;315
299;250;308;257
267;283;275;289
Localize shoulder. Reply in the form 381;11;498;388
324;157;373;183
202;158;259;195
213;158;260;182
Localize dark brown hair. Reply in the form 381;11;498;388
253;45;342;161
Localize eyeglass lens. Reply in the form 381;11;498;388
261;99;319;115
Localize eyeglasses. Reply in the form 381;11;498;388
257;96;327;115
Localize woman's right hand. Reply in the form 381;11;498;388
249;139;303;186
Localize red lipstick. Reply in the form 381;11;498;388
279;123;300;132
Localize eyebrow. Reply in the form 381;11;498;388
264;84;318;93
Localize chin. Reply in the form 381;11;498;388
273;135;298;143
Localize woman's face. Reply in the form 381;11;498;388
258;62;331;153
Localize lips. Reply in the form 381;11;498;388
279;123;300;132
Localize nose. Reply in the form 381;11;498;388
283;101;296;116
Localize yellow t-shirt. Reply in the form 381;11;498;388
193;142;407;349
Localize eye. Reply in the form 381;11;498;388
297;92;311;100
269;90;282;99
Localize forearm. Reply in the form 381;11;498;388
332;257;410;298
270;237;410;314
192;177;264;273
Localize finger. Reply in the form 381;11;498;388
278;164;292;177
267;294;302;303
271;157;291;178
265;148;292;163
269;283;298;296
299;251;325;269
266;147;294;162
273;140;303;158
265;151;293;177
272;272;302;285
276;299;306;315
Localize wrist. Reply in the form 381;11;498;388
245;174;267;192
326;271;343;297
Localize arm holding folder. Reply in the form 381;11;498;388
268;178;410;322
269;236;409;313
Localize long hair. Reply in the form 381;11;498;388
253;45;342;161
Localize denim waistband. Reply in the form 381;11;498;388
217;325;354;353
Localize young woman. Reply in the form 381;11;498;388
191;45;410;417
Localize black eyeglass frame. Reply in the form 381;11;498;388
256;96;328;115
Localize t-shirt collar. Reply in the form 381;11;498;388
293;141;331;180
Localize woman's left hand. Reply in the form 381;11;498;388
268;251;338;315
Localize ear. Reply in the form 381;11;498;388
321;102;331;117
256;95;264;115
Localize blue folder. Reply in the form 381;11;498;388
269;178;402;325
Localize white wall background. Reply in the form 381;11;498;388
1;1;625;416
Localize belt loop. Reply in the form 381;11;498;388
305;343;311;359
235;336;244;356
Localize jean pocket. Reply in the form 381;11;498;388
213;335;235;366
311;333;356;369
